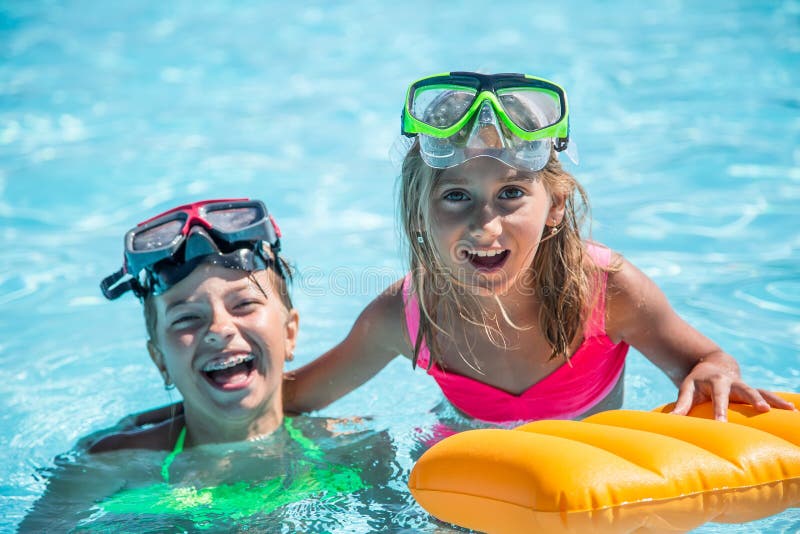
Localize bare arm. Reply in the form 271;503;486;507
113;402;184;430
605;255;795;421
283;279;411;413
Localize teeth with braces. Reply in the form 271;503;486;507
469;249;507;257
203;353;255;372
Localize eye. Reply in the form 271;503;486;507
231;296;266;315
235;299;260;311
498;186;524;200
442;189;470;202
170;314;200;328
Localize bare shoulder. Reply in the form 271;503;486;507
605;253;672;343
114;402;184;429
85;415;184;454
605;252;647;297
583;244;641;309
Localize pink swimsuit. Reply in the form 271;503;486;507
402;243;629;423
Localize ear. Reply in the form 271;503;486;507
147;340;169;382
284;308;299;362
547;193;567;226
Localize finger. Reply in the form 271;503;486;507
712;382;731;422
671;381;696;416
758;389;797;411
730;384;771;412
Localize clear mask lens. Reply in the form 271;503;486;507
410;87;477;127
204;206;261;232
411;85;562;134
419;101;553;172
131;218;184;252
496;88;562;132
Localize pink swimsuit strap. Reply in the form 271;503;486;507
402;242;629;423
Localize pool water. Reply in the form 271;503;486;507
2;1;799;532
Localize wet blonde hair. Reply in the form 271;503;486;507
400;143;611;367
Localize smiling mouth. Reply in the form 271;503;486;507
464;249;510;271
202;353;256;390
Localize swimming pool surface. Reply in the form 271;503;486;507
2;1;799;531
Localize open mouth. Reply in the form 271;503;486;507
202;353;256;391
464;249;509;271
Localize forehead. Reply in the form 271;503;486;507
436;158;539;186
156;265;267;307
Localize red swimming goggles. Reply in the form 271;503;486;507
101;198;283;300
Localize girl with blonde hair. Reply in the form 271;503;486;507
285;72;793;422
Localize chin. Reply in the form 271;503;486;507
206;388;273;415
461;271;520;296
239;388;281;413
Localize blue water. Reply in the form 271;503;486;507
2;0;799;531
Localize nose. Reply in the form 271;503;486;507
469;203;502;242
203;306;236;347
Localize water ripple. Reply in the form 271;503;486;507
3;1;800;531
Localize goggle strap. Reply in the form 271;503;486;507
274;251;289;280
268;215;282;252
400;108;415;137
248;246;285;280
100;268;139;300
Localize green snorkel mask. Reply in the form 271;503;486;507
395;71;577;172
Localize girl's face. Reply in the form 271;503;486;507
148;265;298;423
429;157;565;294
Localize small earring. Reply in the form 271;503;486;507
164;373;176;391
541;223;561;242
287;351;294;362
415;231;424;244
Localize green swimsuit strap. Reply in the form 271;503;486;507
283;417;324;462
161;426;187;484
